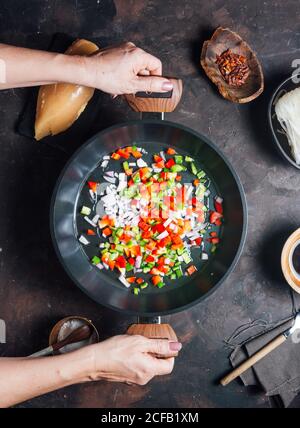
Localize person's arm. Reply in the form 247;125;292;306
0;42;173;94
0;335;182;407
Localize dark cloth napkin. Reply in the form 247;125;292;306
230;317;300;407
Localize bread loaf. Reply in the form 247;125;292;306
34;39;99;140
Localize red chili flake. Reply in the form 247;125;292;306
216;49;250;87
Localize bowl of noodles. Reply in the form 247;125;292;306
269;75;300;169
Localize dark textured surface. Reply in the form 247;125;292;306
0;0;300;408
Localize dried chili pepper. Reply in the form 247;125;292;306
215;49;250;87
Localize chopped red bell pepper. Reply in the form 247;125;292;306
139;220;150;231
166;148;177;155
87;181;98;193
130;246;141;257
214;200;223;214
165;158;175;169
172;234;183;245
111;152;121;160
116;255;126;268
152;275;163;286
154;155;163;163
87;229;96;236
210;211;223;225
102;227;112;237
187;265;197;275
157;257;165;266
209;237;220;245
108;260;116;270
153;223;165;234
132;150;142;159
159;265;169;274
117;148;130;159
141;230;152;239
154;161;165;169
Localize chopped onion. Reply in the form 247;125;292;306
92;214;100;224
137;158;148;168
160;151;166;161
79;235;90;245
103;176;116;184
119;275;131;288
135;255;142;268
156;230;168;240
101;160;109;169
84;216;97;228
163;218;173;227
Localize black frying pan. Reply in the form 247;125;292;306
51;83;247;340
51;119;247;313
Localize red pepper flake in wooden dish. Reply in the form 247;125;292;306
200;27;264;103
215;49;250;87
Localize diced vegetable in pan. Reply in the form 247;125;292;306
78;146;224;294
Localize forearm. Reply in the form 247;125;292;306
0;42;171;95
0;348;93;407
0;43;87;89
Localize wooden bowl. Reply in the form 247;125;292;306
201;27;264;103
49;316;99;355
281;229;300;294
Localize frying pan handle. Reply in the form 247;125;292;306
124;78;183;113
126;323;179;357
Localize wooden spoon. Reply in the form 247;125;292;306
28;325;92;358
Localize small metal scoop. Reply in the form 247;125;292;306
221;312;300;386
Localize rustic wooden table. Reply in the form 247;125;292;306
0;0;300;408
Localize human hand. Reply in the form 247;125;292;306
82;42;174;95
85;334;182;385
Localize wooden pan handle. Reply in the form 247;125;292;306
220;333;287;386
126;323;178;357
124;78;183;113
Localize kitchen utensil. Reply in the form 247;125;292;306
29;324;92;358
268;75;300;169
49;316;99;354
201;27;264;103
51;80;247;342
221;312;300;386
